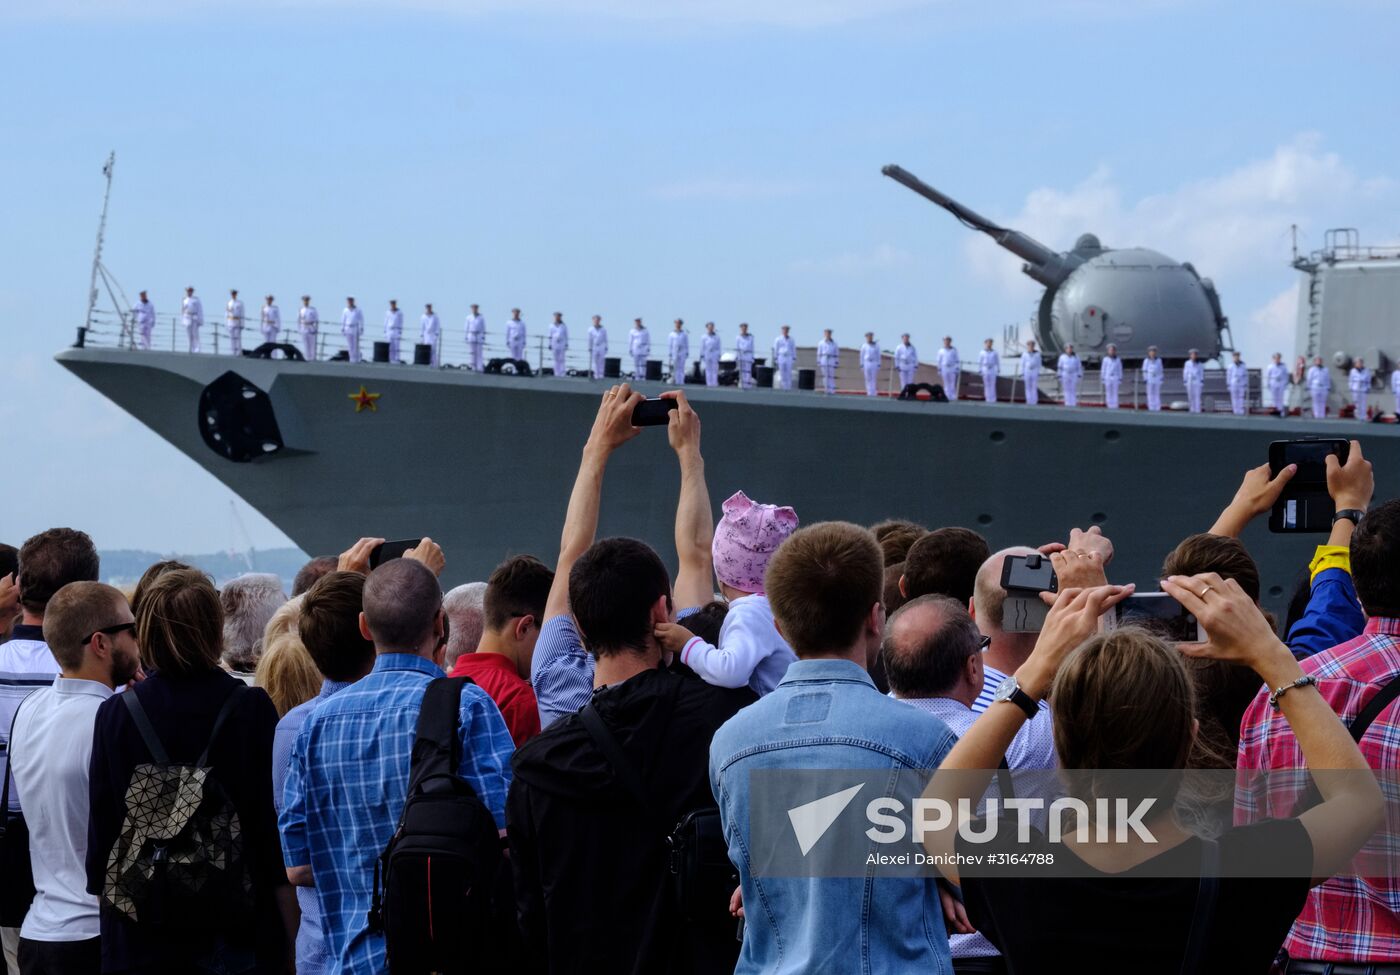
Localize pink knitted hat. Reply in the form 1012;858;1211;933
711;490;800;594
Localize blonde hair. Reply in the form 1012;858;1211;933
254;625;320;717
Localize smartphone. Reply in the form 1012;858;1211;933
1268;438;1348;533
1000;553;1058;593
1112;592;1204;643
369;538;423;569
631;398;678;427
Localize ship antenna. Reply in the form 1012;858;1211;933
82;152;134;348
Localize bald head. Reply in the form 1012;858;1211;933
363;558;442;652
973;546;1040;632
883;595;982;700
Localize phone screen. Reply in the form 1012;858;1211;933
1113;593;1201;643
1269;439;1347;533
631;398;678;427
1000;554;1057;593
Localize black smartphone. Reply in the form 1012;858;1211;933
1000;553;1058;593
631;398;678;427
369;538;423;569
1112;593;1204;643
1268;438;1349;533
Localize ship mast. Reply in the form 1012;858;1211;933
84;152;133;347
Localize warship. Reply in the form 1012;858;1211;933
58;158;1400;617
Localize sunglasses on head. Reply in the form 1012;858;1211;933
83;621;136;645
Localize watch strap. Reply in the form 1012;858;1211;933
1333;508;1365;526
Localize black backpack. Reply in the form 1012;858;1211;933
104;685;253;932
371;676;507;975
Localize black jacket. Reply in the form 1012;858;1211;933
508;665;754;975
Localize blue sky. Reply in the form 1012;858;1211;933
3;0;1397;553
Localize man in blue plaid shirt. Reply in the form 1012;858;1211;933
281;554;514;974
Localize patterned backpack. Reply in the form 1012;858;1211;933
103;685;253;930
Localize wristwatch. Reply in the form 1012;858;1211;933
992;675;1038;720
1333;508;1365;526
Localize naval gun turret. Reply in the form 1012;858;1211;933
883;164;1228;365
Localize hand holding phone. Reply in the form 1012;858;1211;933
1111;592;1204;643
1268;439;1348;533
631;397;679;427
369;538;425;569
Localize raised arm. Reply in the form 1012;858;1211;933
662;390;714;610
1209;462;1297;538
542;384;644;621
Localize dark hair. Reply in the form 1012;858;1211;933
766;522;882;657
131;560;192;620
870;520;926;566
684;601;730;646
362;558;442;650
883;595;982;698
884;562;908;615
136;568;223;676
568;538;671;658
484;555;554;632
1281;567;1313;637
1352;500;1400;617
0;544;17;581
299;571;376;682
292;556;339;597
17;528;100;615
1161;533;1260;602
901;528;989;605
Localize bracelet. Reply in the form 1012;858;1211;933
1269;675;1317;711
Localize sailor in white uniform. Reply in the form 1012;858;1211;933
629;319;651;379
1142;346;1165;411
340;297;364;363
817;329;839;395
1393;366;1400;417
384;299;404;363
894;334;918;390
700;322;722;387
420;304;442;367
133;290;155;350
181;287;203;354
549;312;569;377
1022;339;1042;405
1057;344;1083;407
860;332;881;397
1100;344;1123;409
298;296;319;361
1349;358;1372;420
260;295;280;346
225;290;245;356
506;309;527;362
772;325;796;390
465;304;486;371
1182;349;1205;413
735;323;755;389
1266;352;1290;414
588;315;608;379
978;338;1000;403
668;320;689;381
1307;356;1331;419
1226;351;1250;415
936;337;960;399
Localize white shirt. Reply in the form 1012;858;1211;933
384;309;404;336
978;349;1000;374
1266;363;1289;388
465;314;486;343
225;299;244;325
668;330;689;362
734;333;754;360
1183;360;1205;385
936;346;960;370
10;677;114;940
133;300;155;327
772;335;796;364
420;313;441;339
181;295;203;326
1393;370;1400;394
261;304;280;330
1021;350;1042;379
1307;365;1331;392
817;338;839;366
549;321;569;352
340;306;364;332
588;325;607;355
678;594;796;695
1142;357;1164;384
894;343;918;370
1100;356;1122;383
860;341;881;368
506;319;526;348
630;327;651;357
701;333;722;362
1056;353;1082;381
1350;368;1372;394
1226;361;1249;389
298;305;319;330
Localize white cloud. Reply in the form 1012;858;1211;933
1247;283;1301;359
788;243;913;274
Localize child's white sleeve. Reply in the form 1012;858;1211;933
679;612;768;689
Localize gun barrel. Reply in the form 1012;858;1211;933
881;164;1066;285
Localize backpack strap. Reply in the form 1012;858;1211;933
196;684;249;768
1179;838;1220;975
0;695;30;829
1348;674;1400;744
122;689;171;766
578;704;651;810
407;676;473;796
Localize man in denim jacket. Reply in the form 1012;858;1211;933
709;521;957;974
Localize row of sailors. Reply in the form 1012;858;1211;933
134;290;1400;415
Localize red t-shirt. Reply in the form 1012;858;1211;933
448;651;541;746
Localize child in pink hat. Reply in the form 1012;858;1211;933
659;491;799;695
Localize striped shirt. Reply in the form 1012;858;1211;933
1236;617;1400;962
280;654;514;975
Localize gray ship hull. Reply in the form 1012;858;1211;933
57;348;1400;617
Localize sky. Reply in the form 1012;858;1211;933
2;0;1397;553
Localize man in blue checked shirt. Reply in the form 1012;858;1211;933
281;553;514;975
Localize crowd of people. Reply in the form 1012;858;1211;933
4;385;1400;974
